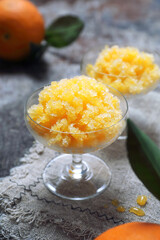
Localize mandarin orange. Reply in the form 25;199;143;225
0;0;45;60
95;222;160;240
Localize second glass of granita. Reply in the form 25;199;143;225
81;43;160;98
25;76;128;200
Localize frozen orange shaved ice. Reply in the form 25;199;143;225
87;46;160;95
27;76;124;153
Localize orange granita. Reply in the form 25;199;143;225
87;45;160;95
27;76;123;153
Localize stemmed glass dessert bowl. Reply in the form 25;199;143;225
81;43;160;140
25;77;128;200
81;43;160;98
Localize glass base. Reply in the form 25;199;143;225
43;154;111;200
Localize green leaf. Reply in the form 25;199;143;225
28;42;48;61
45;15;84;48
127;119;160;200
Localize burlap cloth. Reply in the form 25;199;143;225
0;86;160;240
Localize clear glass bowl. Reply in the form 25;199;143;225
81;43;160;98
81;43;160;140
24;85;128;200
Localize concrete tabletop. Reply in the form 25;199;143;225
0;1;160;239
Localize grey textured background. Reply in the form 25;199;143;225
0;1;160;239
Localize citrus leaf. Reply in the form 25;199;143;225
127;119;160;200
28;42;48;61
45;15;84;48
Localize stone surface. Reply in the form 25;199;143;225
0;0;160;239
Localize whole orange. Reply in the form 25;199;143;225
95;222;160;240
0;0;45;61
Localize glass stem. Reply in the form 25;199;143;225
72;154;82;166
69;154;87;179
